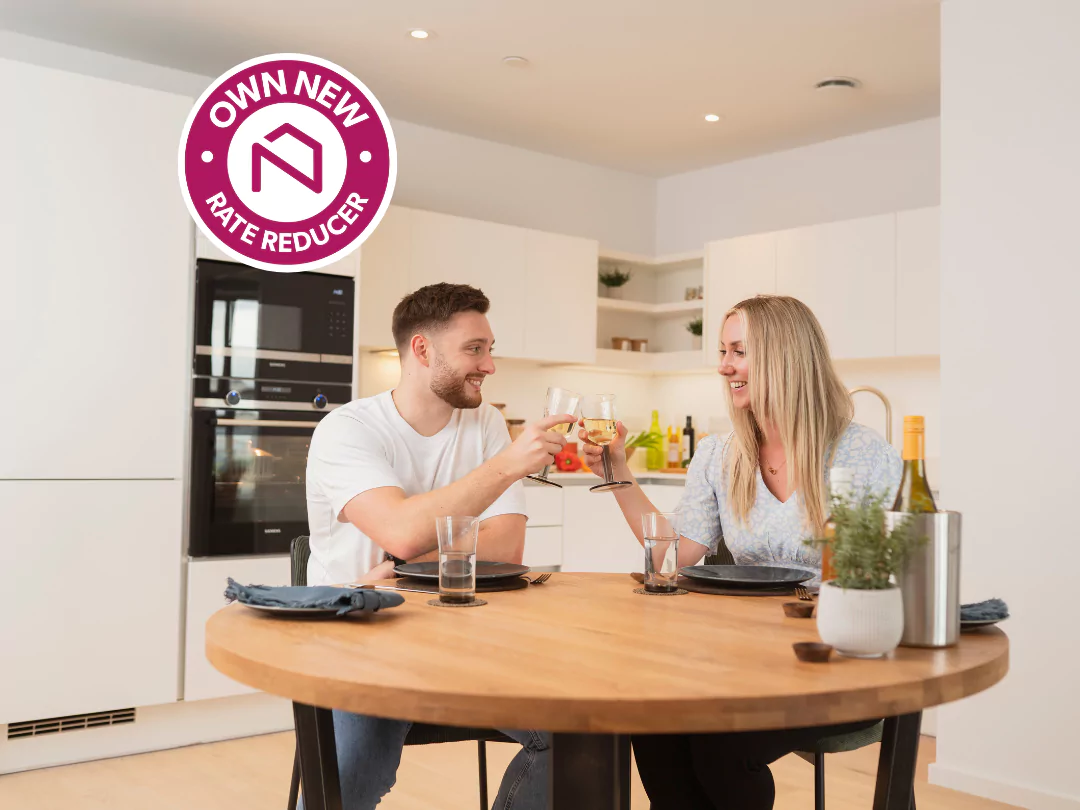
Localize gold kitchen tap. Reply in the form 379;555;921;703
848;386;893;446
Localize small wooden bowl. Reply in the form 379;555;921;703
783;601;815;619
792;642;834;663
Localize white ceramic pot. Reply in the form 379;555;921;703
692;335;702;351
816;582;904;659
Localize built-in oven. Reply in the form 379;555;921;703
188;260;354;558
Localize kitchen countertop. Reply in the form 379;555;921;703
526;471;689;487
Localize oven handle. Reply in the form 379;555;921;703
216;418;319;429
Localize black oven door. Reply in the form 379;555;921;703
189;408;323;557
193;259;354;359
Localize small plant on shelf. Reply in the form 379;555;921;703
686;316;703;350
598;266;632;298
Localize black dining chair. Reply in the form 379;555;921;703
702;542;906;810
286;536;514;810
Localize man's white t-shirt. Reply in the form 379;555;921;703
305;390;527;586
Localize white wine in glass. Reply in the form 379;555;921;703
582;394;632;493
582;418;617;446
526;387;582;488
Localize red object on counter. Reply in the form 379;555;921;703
554;443;583;472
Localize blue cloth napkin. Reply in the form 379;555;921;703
225;578;405;617
961;598;1009;622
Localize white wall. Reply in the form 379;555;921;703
0;30;655;257
934;2;1080;809
391;119;655;256
656;118;940;257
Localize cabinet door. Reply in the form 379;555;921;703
409;209;527;358
184;556;290;702
0;481;183;724
561;487;644;574
704;233;777;367
0;61;192;479
522;230;598;364
896;207;940;356
357;205;412;348
776;215;896;360
523;526;563;569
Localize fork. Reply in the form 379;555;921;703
527;573;552;585
795;585;814;602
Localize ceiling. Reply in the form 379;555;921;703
0;0;940;176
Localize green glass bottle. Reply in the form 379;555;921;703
892;416;938;513
646;410;664;471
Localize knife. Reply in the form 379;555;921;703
359;583;440;595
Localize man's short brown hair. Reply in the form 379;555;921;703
391;283;490;351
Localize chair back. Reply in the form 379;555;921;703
290;536;311;587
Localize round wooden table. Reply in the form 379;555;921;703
206;572;1008;810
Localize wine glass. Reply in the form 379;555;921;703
525;387;583;489
582;393;633;493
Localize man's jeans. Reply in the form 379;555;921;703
299;711;550;810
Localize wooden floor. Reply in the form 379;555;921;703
0;731;1015;809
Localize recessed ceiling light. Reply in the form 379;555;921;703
815;77;861;91
502;56;530;67
704;114;721;123
409;29;431;39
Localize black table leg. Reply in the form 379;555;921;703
550;733;630;809
873;712;922;810
292;702;343;810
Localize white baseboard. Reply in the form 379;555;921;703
0;693;293;775
930;763;1080;810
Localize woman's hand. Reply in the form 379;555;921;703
578;419;630;477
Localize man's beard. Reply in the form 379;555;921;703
430;354;482;409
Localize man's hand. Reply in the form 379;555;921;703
496;413;575;479
579;419;630;477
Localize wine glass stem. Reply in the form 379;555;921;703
539;463;552;479
601;446;615;483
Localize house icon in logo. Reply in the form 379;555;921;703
251;123;323;193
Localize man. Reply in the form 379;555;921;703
305;282;572;809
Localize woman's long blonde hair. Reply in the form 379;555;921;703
722;295;853;536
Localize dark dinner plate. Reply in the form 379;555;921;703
679;565;813;588
394;561;531;582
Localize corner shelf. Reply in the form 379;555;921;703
597;298;703;316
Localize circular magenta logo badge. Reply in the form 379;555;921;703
179;53;396;272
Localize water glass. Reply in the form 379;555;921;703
642;512;680;593
436;516;480;604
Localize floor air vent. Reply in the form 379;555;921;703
7;708;136;739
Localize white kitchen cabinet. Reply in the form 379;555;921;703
409;209;527;357
524;485;563;527
522;230;598;363
357;205;412;348
704;233;777;367
523;526;562;569
896;207;940;356
0;481;183;724
775;214;896;360
561;486;642;573
184;556;290;702
0;60;192;479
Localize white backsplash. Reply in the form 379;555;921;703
357;353;941;483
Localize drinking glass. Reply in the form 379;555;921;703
525;387;583;488
642;512;680;592
582;393;633;493
435;516;480;604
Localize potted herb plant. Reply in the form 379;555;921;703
686;316;703;351
805;492;923;658
598;266;632;299
624;428;664;473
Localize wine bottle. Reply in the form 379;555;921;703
647;410;664;470
666;425;681;469
892;415;938;513
821;467;853;582
682;416;695;466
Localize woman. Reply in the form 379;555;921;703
580;295;902;810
